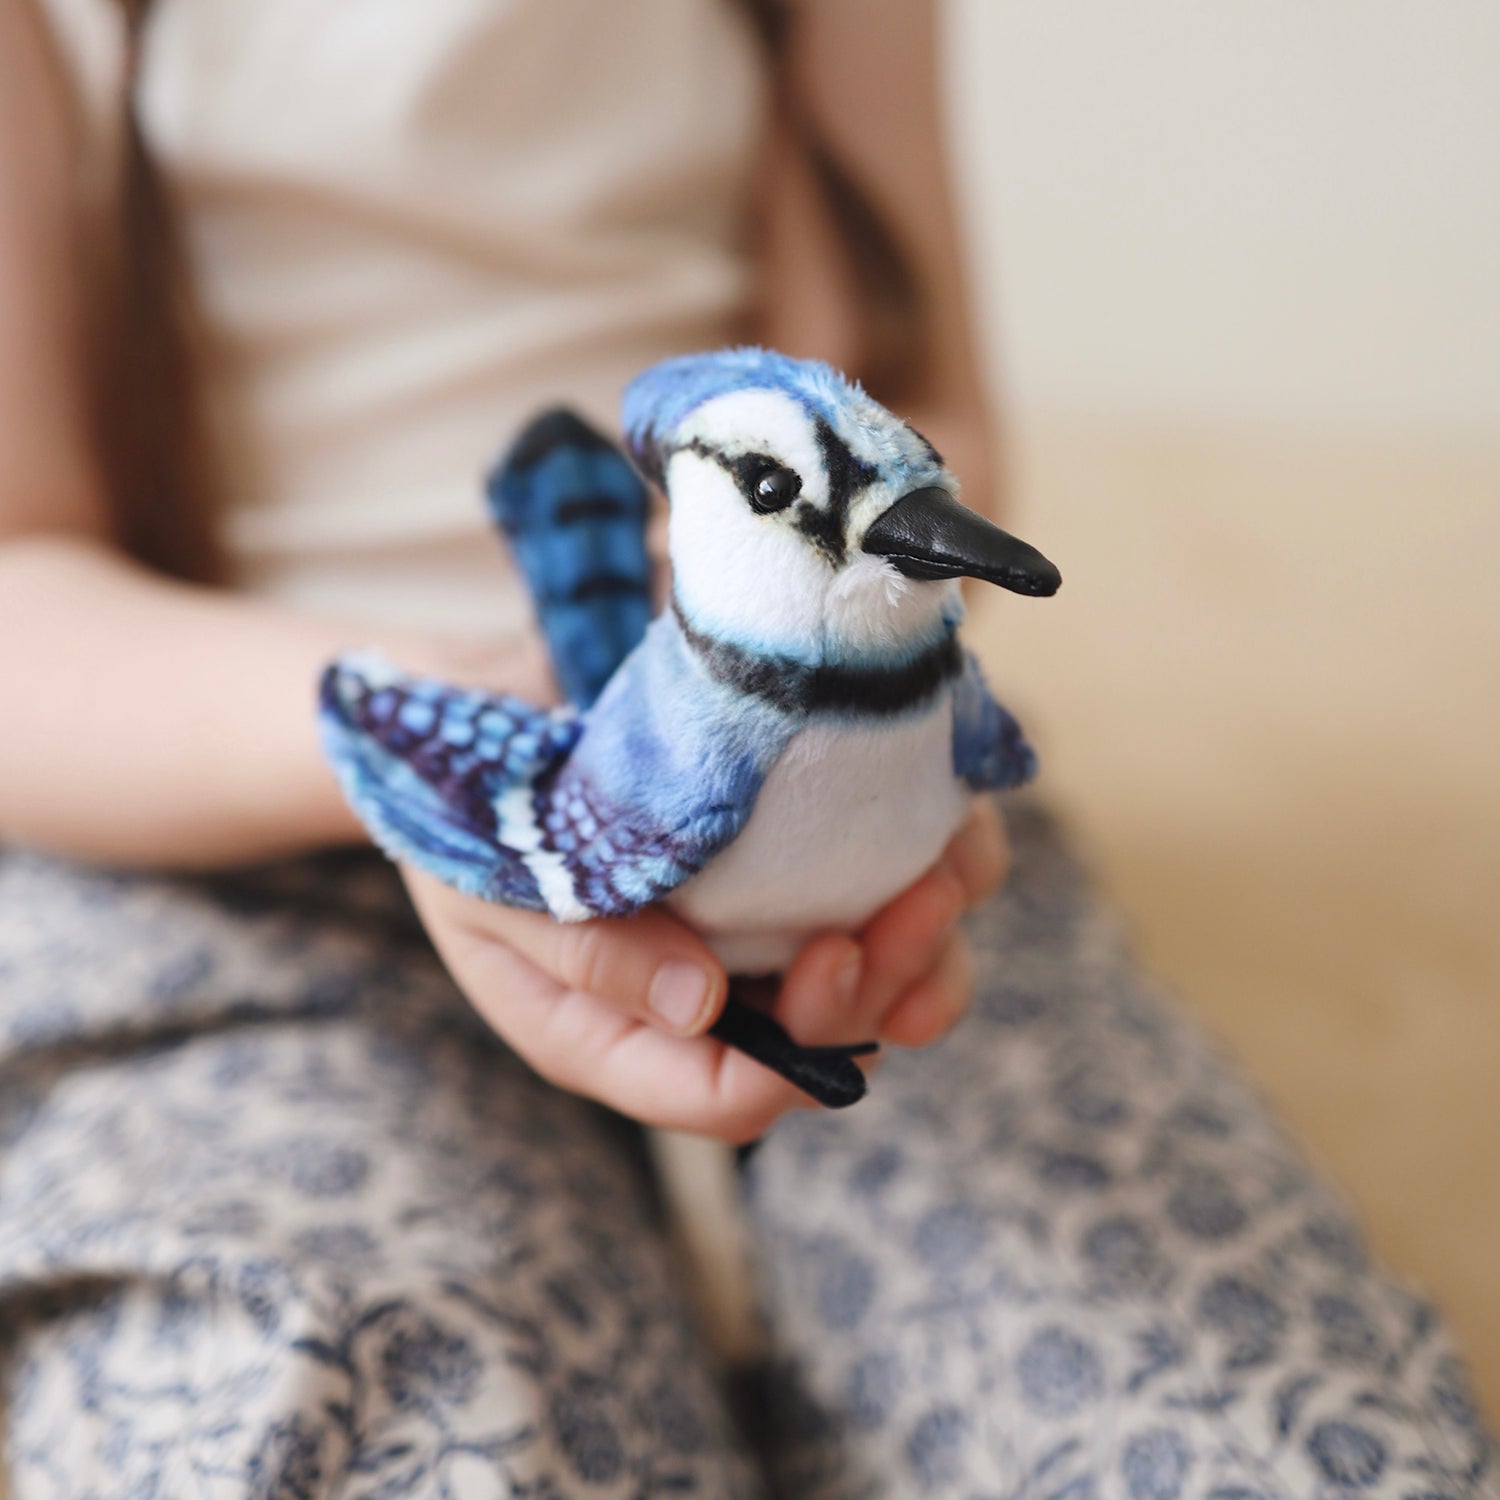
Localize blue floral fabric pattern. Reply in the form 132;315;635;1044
0;806;1494;1498
0;852;759;1498
745;806;1496;1499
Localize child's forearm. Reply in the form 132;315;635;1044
0;533;367;866
0;533;526;869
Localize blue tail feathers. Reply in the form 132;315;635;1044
486;409;654;710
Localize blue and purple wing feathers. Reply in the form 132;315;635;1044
318;654;581;908
951;649;1037;790
318;643;765;920
531;761;752;918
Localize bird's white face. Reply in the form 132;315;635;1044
662;387;962;662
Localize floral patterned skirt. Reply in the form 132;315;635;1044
0;806;1493;1498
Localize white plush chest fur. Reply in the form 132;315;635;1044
668;693;971;972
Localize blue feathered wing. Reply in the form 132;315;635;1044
951;649;1037;790
319;654;582;908
319;628;782;921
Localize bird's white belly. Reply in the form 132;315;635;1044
668;700;971;972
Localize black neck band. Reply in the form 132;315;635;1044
673;600;962;717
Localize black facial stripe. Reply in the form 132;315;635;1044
677;439;792;508
906;423;944;467
673;598;962;717
674;426;877;566
553;494;633;525
819;418;881;510
537;570;650;607
677;437;734;475
793;418;880;566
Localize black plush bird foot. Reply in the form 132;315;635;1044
709;992;878;1109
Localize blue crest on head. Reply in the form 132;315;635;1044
622;347;862;482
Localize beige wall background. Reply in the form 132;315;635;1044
945;1;1500;1419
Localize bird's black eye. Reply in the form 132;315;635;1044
739;458;801;514
754;467;799;511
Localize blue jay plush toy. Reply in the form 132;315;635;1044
320;349;1060;1108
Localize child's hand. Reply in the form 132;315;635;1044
401;798;1008;1143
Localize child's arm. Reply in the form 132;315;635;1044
0;1;547;868
0;536;557;867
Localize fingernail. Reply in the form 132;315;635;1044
649;962;713;1033
834;945;863;1008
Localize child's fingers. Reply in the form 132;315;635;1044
944;797;1010;908
443;929;805;1142
833;802;1003;1035
853;860;967;1023
877;931;976;1048
420;876;728;1038
491;905;729;1037
772;933;865;1047
402;799;1004;1127
770;804;1004;1051
583;1018;813;1141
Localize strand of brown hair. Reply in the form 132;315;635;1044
738;0;928;401
90;0;224;584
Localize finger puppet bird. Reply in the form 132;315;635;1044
319;349;1060;1108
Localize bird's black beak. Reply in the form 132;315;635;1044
861;487;1062;596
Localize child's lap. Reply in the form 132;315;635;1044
0;849;758;1495
748;806;1496;1497
0;810;1493;1498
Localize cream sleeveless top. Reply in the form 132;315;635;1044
48;0;767;637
